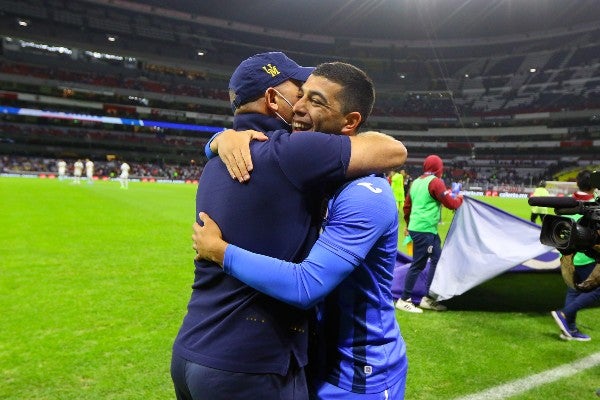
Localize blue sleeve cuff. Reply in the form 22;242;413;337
204;131;222;159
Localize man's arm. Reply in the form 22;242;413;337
205;129;268;182
210;129;407;182
346;131;407;178
192;212;355;310
403;192;412;226
193;180;392;309
429;178;463;210
224;242;354;309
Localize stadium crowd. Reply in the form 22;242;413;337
0;155;204;181
1;153;555;190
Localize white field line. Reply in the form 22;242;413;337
454;352;600;400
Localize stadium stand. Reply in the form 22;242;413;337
1;0;599;185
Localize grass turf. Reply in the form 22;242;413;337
1;177;599;399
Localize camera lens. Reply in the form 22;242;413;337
550;220;572;248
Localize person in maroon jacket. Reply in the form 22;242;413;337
396;155;463;313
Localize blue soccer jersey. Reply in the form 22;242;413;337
224;175;408;393
173;113;352;375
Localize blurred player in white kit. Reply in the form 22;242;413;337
57;159;67;181
85;159;94;184
120;161;130;189
73;160;83;184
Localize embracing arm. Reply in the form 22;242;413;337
209;130;406;182
204;129;268;182
192;212;355;309
346;131;407;178
224;241;354;309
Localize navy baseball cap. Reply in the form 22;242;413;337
229;52;314;110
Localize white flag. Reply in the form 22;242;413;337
430;196;555;300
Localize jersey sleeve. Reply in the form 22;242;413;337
275;132;351;189
223;241;355;310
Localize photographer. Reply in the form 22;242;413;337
550;170;600;341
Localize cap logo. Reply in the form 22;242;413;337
262;64;281;78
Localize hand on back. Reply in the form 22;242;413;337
213;129;268;182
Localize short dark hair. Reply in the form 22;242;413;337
311;62;375;127
577;170;592;192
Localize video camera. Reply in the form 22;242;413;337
528;171;600;291
533;199;600;257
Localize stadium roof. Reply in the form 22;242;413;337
135;0;600;41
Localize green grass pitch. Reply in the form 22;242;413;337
1;178;599;399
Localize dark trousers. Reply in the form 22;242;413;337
401;231;441;300
171;353;308;400
562;262;600;329
530;213;546;223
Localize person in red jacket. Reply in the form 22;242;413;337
396;155;463;313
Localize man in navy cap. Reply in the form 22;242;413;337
171;52;407;400
203;51;314;182
193;61;409;399
229;51;312;119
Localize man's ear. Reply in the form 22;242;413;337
340;111;362;136
264;88;279;112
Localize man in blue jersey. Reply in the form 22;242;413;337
192;62;408;399
171;53;407;400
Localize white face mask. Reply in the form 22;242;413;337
272;88;294;127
